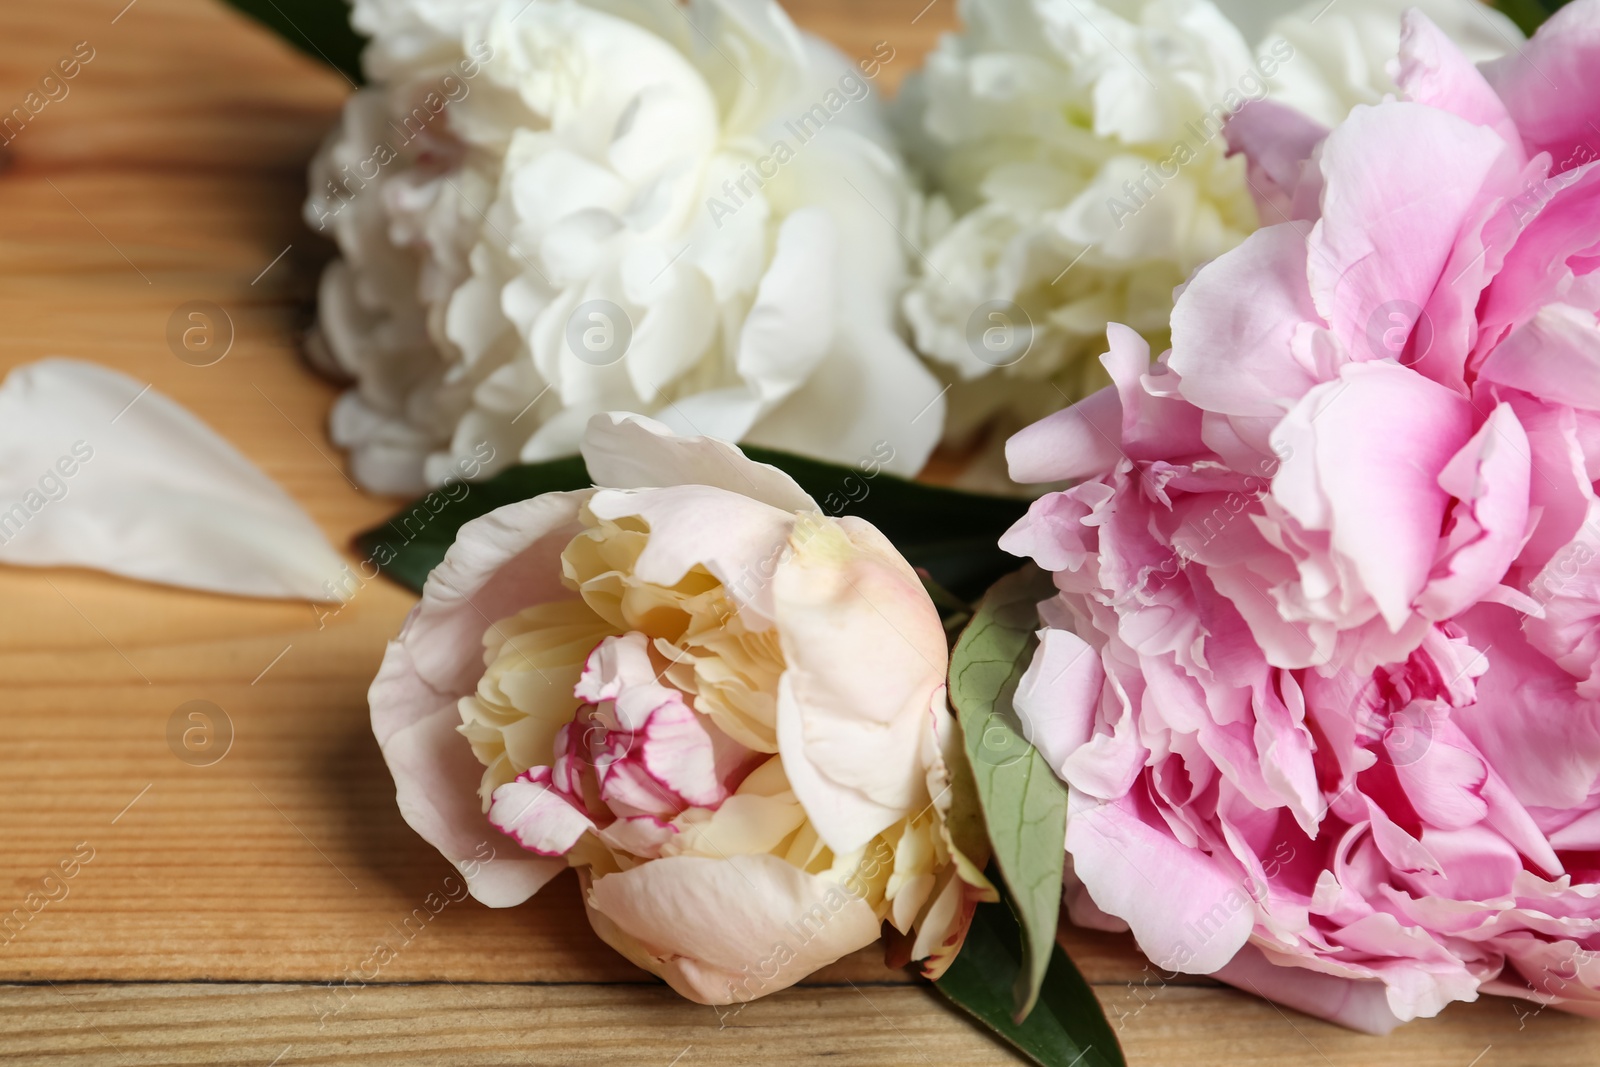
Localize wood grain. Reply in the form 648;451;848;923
0;983;1589;1066
0;0;1591;1063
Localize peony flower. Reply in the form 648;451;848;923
304;0;944;495
370;412;990;1003
1000;4;1600;1033
895;0;1520;487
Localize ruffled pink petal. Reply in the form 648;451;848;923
597;752;687;820
1475;163;1600;354
1523;504;1600;696
1271;362;1473;630
1103;324;1206;460
576;632;675;732
1455;604;1600;810
489;767;596;857
1418;403;1532;619
639;696;733;809
1306;102;1507;365
1480;304;1600;410
998;484;1107;575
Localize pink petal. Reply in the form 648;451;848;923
1389;726;1489;831
576;632;675;731
1455;604;1600;810
1395;10;1522;155
639;697;732;809
1170;224;1322;417
1272;362;1473;630
1224;100;1327;222
1475;165;1600;354
1005;385;1123;484
1483;0;1600;169
1105;325;1205;460
489;767;596;857
1013;628;1107;785
1213;944;1405;1035
1418;403;1532;619
998;485;1105;574
1306;102;1507;366
1067;789;1253;974
1480;304;1600;409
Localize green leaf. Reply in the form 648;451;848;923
353;449;1029;599
1496;0;1573;34
353;456;591;593
947;564;1066;1020
936;896;1125;1067
217;0;366;83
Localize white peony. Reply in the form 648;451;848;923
306;0;943;493
895;0;1522;487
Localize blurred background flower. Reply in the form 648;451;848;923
307;0;943;494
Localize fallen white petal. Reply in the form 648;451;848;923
0;359;347;601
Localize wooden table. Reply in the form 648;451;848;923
0;0;1592;1063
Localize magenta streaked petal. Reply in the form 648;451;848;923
489;768;595;857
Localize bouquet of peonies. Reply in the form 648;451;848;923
222;0;1600;1060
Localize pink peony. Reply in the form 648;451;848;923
1001;2;1600;1033
370;412;989;1004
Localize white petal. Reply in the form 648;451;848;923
580;411;816;512
0;360;347;601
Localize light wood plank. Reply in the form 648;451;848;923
0;982;1588;1066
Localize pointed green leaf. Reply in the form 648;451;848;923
937;897;1124;1067
948;564;1066;1020
217;0;366;83
353;449;1028;599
